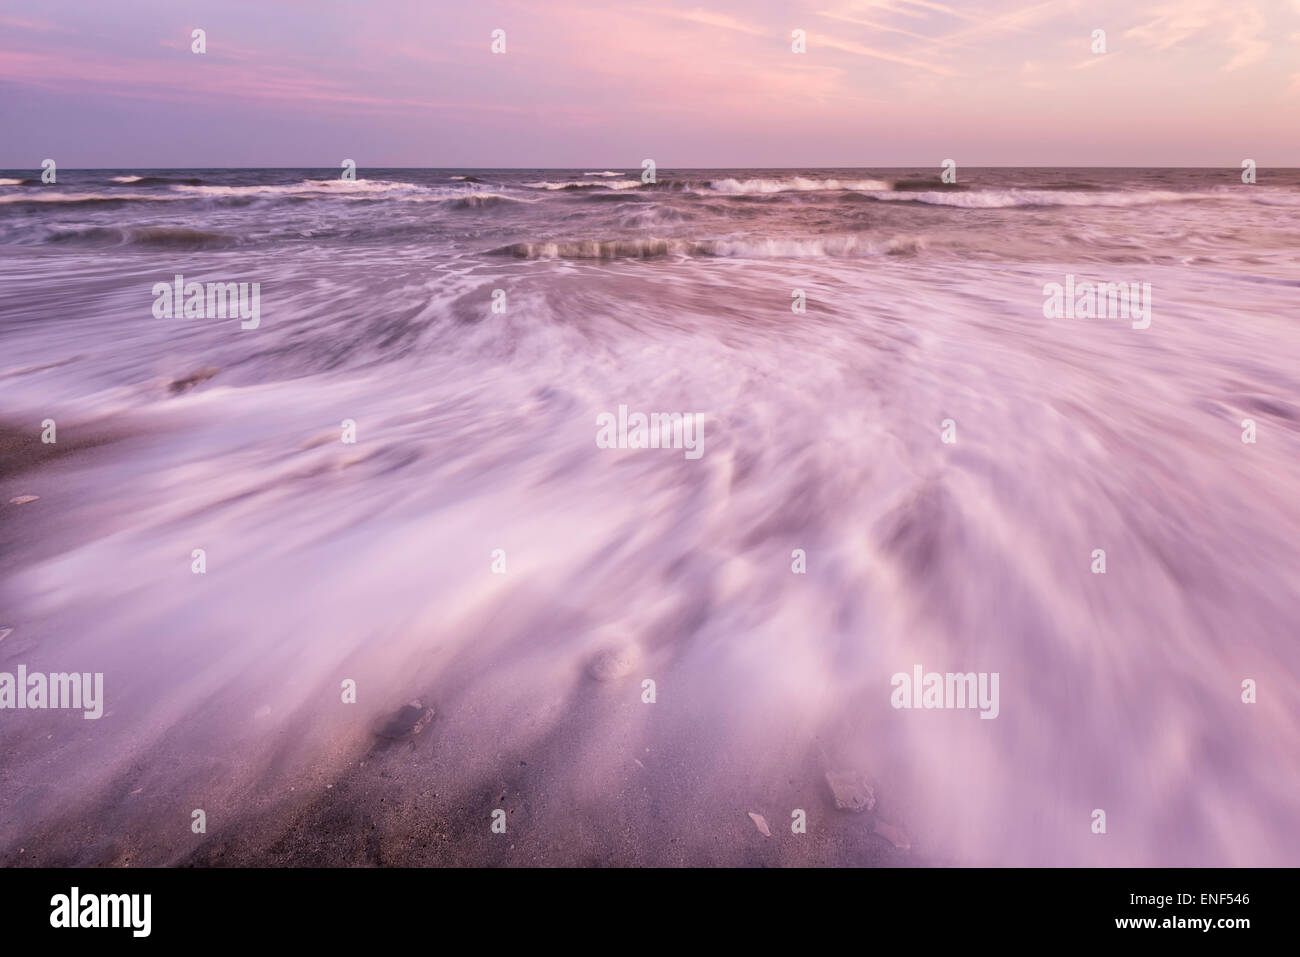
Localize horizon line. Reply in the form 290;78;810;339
4;165;1294;171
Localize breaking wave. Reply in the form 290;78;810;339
41;225;235;248
0;192;183;206
171;178;427;199
525;179;644;191
707;177;893;193
869;187;1219;208
491;233;926;259
441;193;533;209
111;174;205;186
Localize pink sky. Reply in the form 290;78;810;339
1;0;1298;166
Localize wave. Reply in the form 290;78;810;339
616;205;692;228
713;234;926;257
583;171;623;177
1031;182;1106;191
490;233;925;260
41;225;235;248
706;177;892;193
0;182;530;219
0;191;183;206
525;179;644;191
441;192;533;209
869;187;1215;208
171;178;426;198
112;174;205;186
887;179;970;192
163;180;527;208
0;178;30;187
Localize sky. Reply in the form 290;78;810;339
1;0;1298;168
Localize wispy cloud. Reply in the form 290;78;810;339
664;8;772;37
816;10;944;44
0;15;59;32
813;33;958;74
1125;0;1273;70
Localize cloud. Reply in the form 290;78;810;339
1070;53;1120;70
1125;0;1273;70
667;9;772;37
813;33;958;74
816;10;943;43
0;15;59;32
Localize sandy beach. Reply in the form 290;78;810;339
2;167;1299;868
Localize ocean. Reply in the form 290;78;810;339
0;167;1298;866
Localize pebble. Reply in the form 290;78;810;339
587;642;638;681
748;812;772;837
372;699;435;741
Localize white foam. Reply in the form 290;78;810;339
707;177;892;193
0;191;182;204
171;179;428;198
873;187;1217;208
525;179;643;190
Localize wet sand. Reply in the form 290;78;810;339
0;418;908;867
3;169;1299;869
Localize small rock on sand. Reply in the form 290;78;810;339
8;495;39;505
825;770;876;813
168;367;219;395
748;812;772;837
0;628;11;643
373;699;435;741
587;642;638;681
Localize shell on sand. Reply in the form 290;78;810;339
372;699;435;741
873;818;911;849
825;770;876;813
587;642;638;681
8;495;39;505
747;812;772;837
0;628;11;643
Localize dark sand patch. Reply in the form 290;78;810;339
0;417;136;571
165;681;913;868
0;420;129;482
